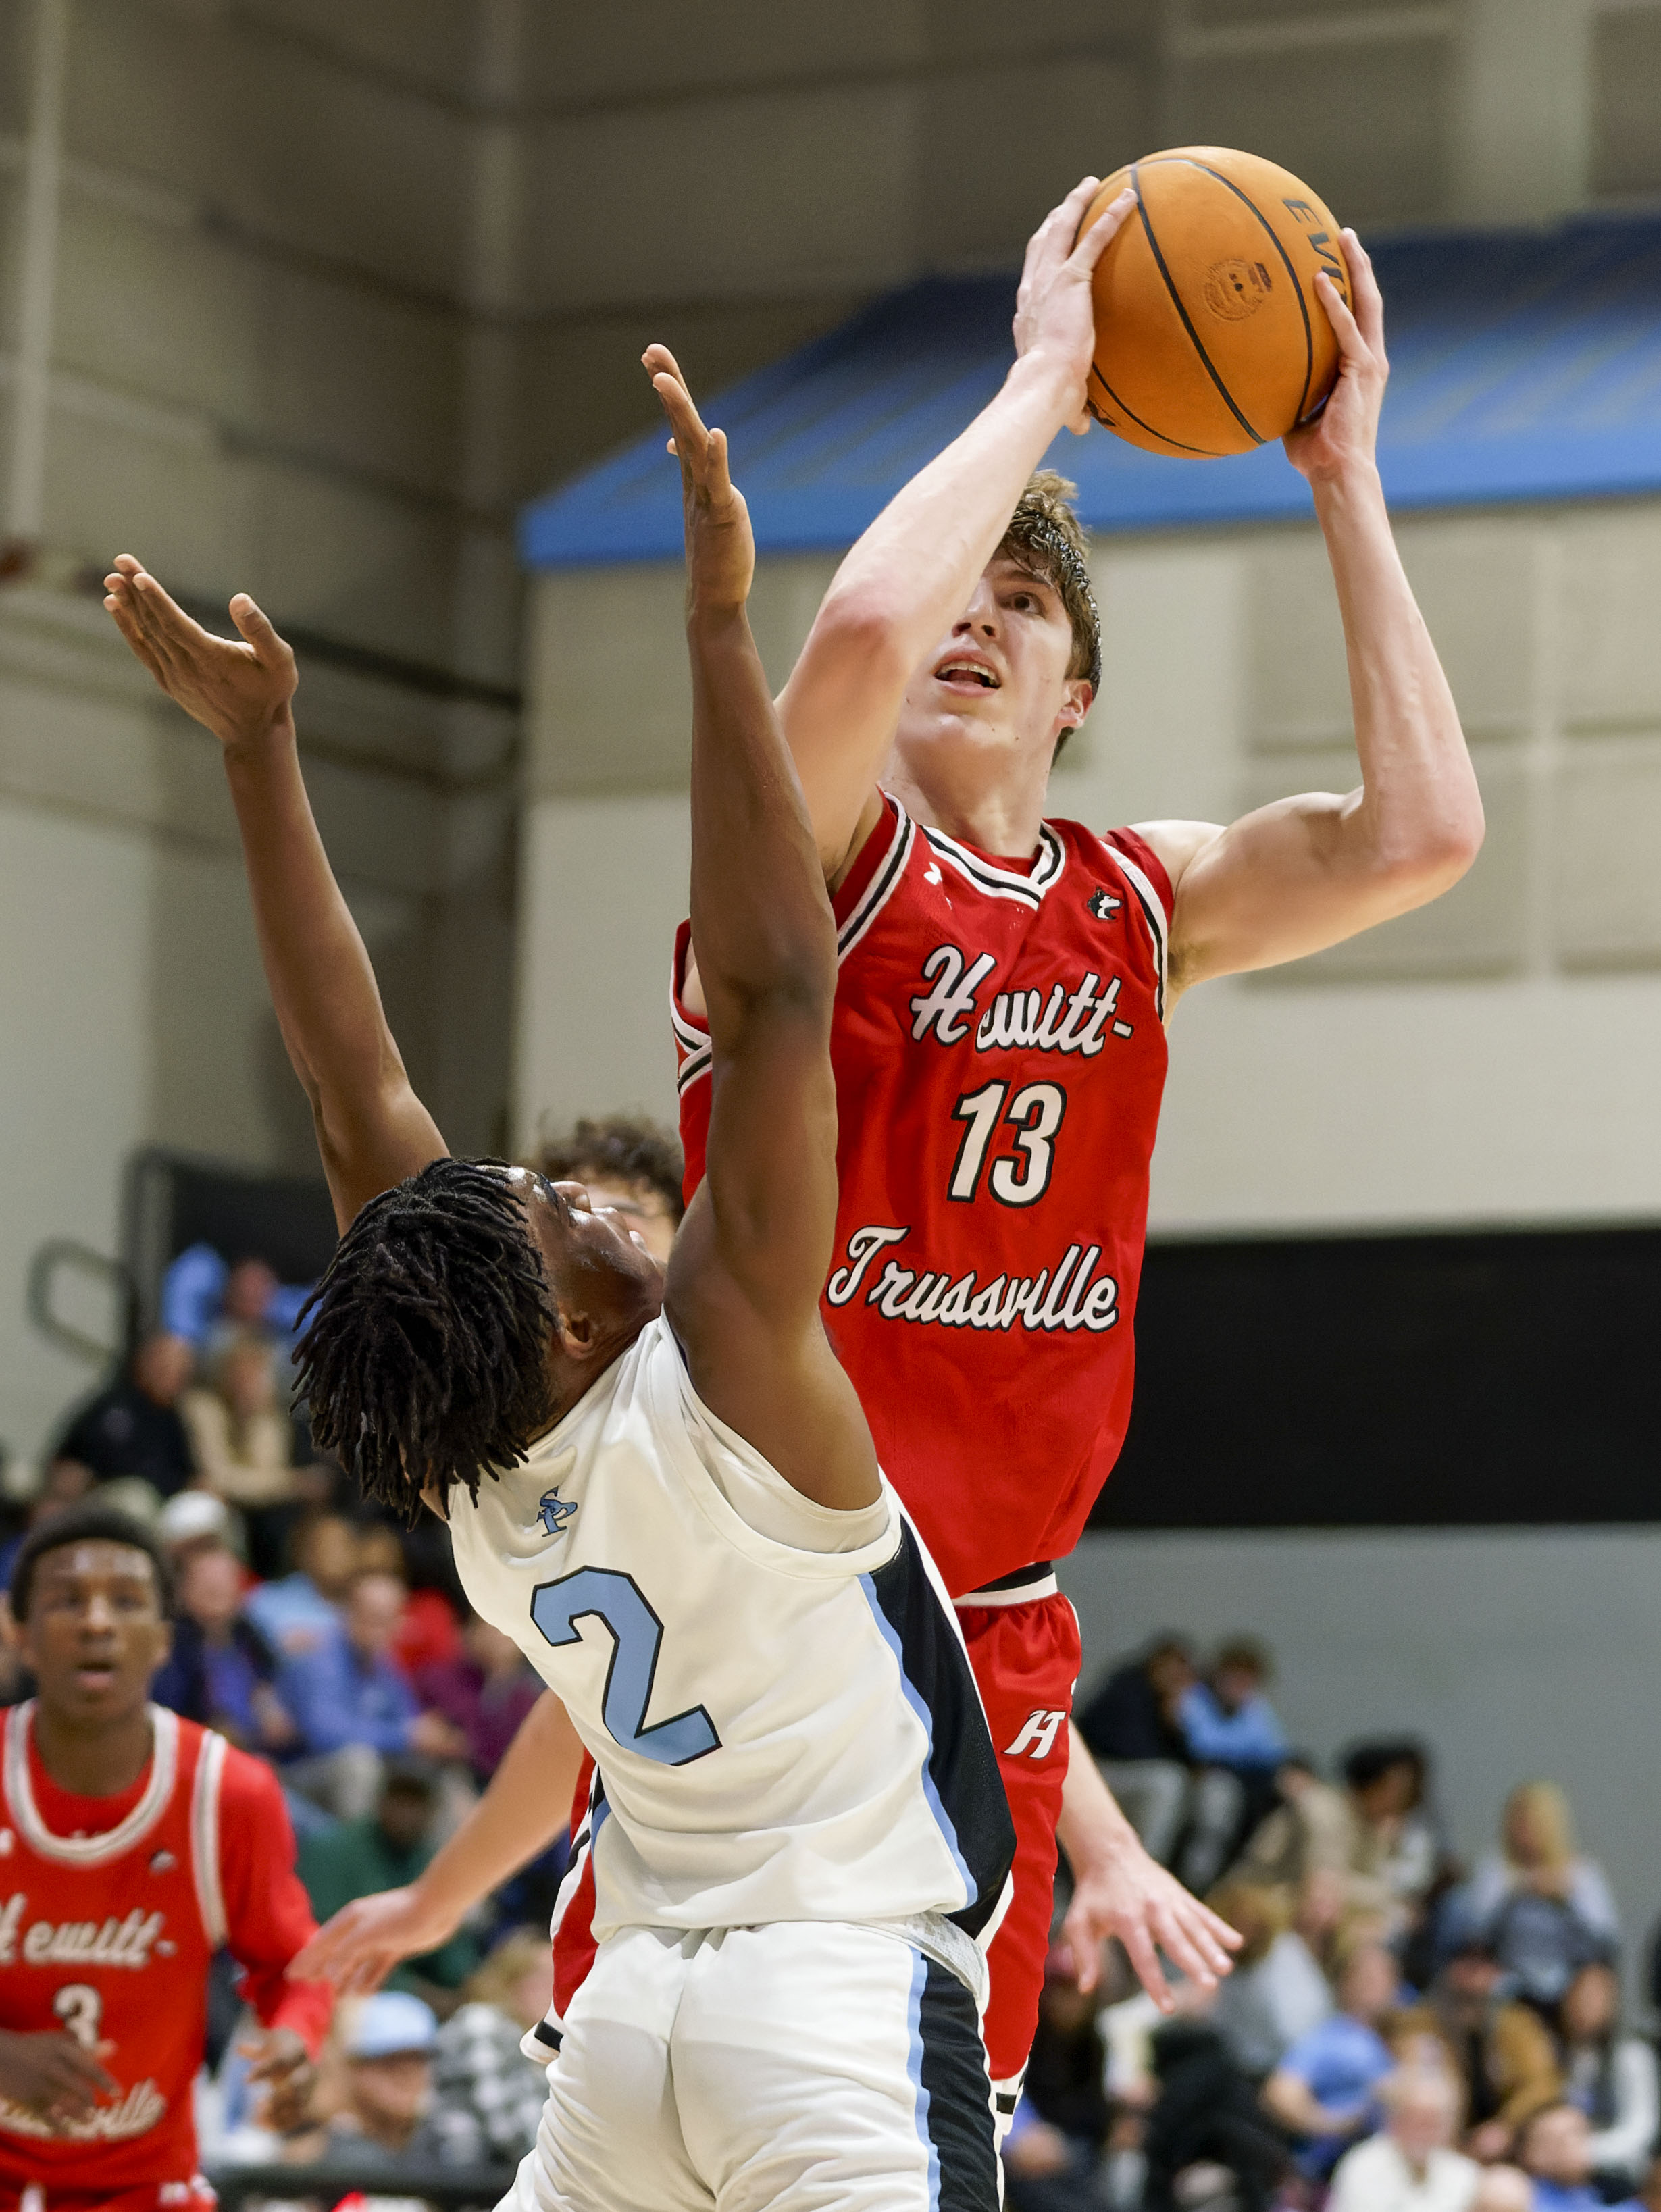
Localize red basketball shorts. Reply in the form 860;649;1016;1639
952;1580;1080;2091
551;1583;1079;2096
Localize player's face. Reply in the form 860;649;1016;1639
508;1166;665;1332
895;557;1092;781
580;1175;679;1265
18;1541;171;1724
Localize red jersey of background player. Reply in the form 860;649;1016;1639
0;1701;330;2212
675;791;1172;1597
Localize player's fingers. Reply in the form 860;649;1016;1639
642;341;688;388
1071;186;1135;267
650;370;709;472
1149;1901;1219;1989
104;590;168;683
705;424;734;503
1340;228;1386;351
128;564;212;651
1120;1918;1174;2013
228;592;293;671
1314;270;1369;367
1196;1899;1245;1952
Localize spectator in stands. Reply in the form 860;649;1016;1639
52;1331;195;1497
149;1540;297;1753
1210;1879;1332;2080
1177;1639;1289;1893
164;1246;309;1362
355;1523;462;1676
1002;1946;1116;2211
290;1990;480;2172
534;1113;684;1265
1233;1753;1356;1899
1516;2103;1614;2212
1464;1785;1620;2024
243;1510;358;1657
430;1930;555;2169
1556;1962;1659;2194
1394;1936;1562;2161
279;1568;464;1819
297;1759;480;2007
180;1334;301;1578
1327;2069;1478;2212
414;1614;542;1785
1344;1741;1441;1914
1469;2168;1535;2212
1142;1989;1289;2212
1076;1635;1196;1866
1263;1938;1402;2177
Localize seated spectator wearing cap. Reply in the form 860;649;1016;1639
52;1331;196;1499
1177;1640;1290;1895
414;1614;541;1786
430;1930;555;2169
278;1569;465;1821
1264;1939;1402;2177
1327;2069;1479;2212
1394;1937;1562;2162
1076;1636;1196;1867
297;1757;480;2007
292;1991;484;2174
1516;2102;1627;2212
1464;1785;1620;2028
1210;1879;1332;2082
1556;1963;1658;2195
243;1511;359;1657
533;1113;684;1266
149;1540;297;1754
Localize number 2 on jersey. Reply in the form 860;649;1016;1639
949;1080;1067;1206
530;1568;721;1767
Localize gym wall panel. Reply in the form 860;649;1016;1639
43;407;246;602
245;0;476;103
1554;744;1661;969
513;792;690;1150
1244;532;1353;750
1396;520;1537;743
247;456;458;667
1591;5;1661;201
1560;509;1661;729
525;562;690;797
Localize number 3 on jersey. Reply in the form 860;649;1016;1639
949;1080;1067;1206
530;1568;721;1767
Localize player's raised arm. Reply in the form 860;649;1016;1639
103;561;445;1229
777;180;1135;878
1144;234;1485;1000
646;350;878;1514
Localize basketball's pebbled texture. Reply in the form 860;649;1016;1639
1081;148;1352;457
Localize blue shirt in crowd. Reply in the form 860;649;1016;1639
278;1622;417;1757
1178;1681;1290;1770
1277;2013;1396;2176
1531;2185;1627;2212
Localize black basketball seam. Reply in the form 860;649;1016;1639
1179;157;1319;423
1131;159;1265;448
1088;363;1230;458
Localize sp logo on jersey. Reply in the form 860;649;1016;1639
1087;885;1121;921
538;1490;578;1539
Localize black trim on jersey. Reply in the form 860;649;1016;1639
838;808;916;958
973;1560;1054;1593
865;1522;1015;1941
916;1957;1002;2212
530;2019;563;2053
920;820;1066;911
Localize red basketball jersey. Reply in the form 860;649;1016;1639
0;1702;328;2211
675;794;1173;1597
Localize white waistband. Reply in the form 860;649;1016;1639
953;1571;1059;1609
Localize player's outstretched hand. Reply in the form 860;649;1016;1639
644;344;755;614
1061;1832;1242;2013
241;2025;315;2133
1283;229;1387;486
103;555;298;752
0;2026;118;2130
289;1884;459;1997
1012;176;1137;435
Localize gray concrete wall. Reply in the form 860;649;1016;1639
1058;1527;1661;2011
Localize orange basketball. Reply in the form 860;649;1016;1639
1081;148;1352;457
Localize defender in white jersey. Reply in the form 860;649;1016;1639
104;353;1014;2212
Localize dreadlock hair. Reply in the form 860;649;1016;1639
295;1156;557;1524
996;471;1102;759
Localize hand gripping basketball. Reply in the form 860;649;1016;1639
644;344;755;611
1282;231;1388;485
1013;178;1138;436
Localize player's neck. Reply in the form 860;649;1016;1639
30;1699;155;1799
886;740;1049;861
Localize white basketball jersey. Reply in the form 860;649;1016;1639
446;1314;1013;1972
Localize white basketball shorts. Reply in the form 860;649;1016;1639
503;1920;1000;2212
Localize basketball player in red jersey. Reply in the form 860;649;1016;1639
665;174;1483;2100
297;180;1481;2107
0;1505;331;2212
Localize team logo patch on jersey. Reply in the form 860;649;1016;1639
149;1849;175;1874
1004;1708;1067;1760
538;1489;578;1539
1087;885;1121;921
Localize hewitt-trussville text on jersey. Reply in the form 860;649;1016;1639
675;794;1173;1598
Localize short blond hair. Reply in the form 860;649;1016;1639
996;471;1100;693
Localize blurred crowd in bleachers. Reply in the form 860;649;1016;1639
1009;1634;1660;2212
